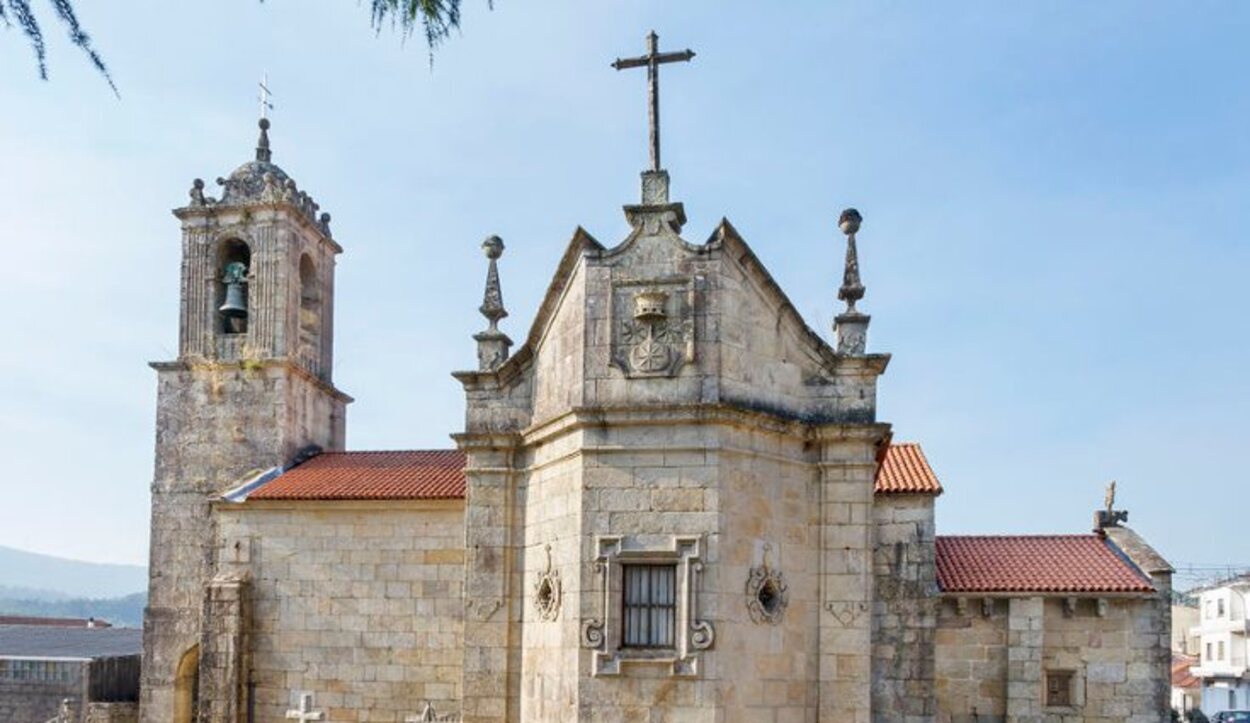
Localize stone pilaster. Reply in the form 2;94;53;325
871;495;938;722
197;574;250;723
1006;597;1044;723
457;438;520;723
816;426;887;723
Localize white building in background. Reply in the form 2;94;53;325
1192;577;1250;714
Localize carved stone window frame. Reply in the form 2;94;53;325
581;535;714;677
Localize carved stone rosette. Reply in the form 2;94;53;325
611;279;695;378
533;544;562;622
745;562;789;625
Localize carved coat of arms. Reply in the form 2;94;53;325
611;282;694;378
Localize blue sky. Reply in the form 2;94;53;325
0;2;1246;585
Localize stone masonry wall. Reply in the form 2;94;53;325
714;423;820;721
576;419;725;722
214;501;464;723
934;595;1169;723
0;664;84;723
143;363;346;723
530;263;585;424
935;597;1010;722
517;429;584;721
872;494;938;722
85;702;139;723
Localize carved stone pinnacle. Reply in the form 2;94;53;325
256;118;272;163
837;208;865;314
474;235;512;371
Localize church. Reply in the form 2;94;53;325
137;38;1173;723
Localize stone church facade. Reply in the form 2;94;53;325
138;118;1173;723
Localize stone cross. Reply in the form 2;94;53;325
259;73;274;120
286;692;325;722
612;31;695;172
405;702;438;722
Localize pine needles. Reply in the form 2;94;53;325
1;0;116;95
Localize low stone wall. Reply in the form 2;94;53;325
85;702;139;723
0;664;83;723
934;594;1169;723
215;500;465;723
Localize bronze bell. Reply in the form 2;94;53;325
220;282;247;317
218;261;249;330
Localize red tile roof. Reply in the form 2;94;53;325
935;535;1155;594
1172;654;1200;689
246;442;939;501
875;442;943;495
0;616;111;628
248;450;466;501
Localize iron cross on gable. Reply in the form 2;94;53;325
612;31;695;172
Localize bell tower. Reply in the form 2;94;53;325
139;118;351;723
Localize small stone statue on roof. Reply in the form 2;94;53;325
189;178;207;207
1095;480;1129;530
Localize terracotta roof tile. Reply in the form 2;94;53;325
875;442;943;495
1172;654;1200;689
249;450;466;501
249;443;939;501
935;535;1155;594
0;616;111;628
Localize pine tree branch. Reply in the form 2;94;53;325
49;0;117;96
5;0;48;80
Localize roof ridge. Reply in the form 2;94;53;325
318;449;462;456
938;533;1099;540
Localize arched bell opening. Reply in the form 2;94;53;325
298;253;322;375
216;239;251;335
172;644;199;723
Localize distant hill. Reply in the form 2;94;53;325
0;592;146;628
0;545;146;600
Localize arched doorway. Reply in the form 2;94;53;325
173;644;199;723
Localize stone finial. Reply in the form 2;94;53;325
473;235;512;371
834;208;871;355
479;236;507;328
837;208;865;313
256;118;272;163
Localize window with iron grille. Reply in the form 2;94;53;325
622;564;677;648
1046;670;1073;707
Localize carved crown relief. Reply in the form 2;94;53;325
611;279;695;378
